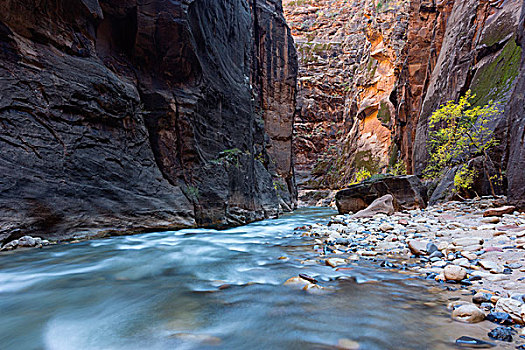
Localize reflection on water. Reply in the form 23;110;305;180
0;208;489;349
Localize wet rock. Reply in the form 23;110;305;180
284;276;313;289
426;243;439;255
473;292;493;304
510;294;525;303
303;283;326;294
0;240;18;251
487;326;514;342
299;274;318;284
452;304;485;323
17;236;37;247
455;336;495;348
170;332;221;345
326;258;347;268
429;250;444;259
337;338;360;350
444;265;467;281
483;206;516;217
486;312;514;325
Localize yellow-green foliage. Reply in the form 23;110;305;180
351;168;372;184
424;90;499;179
454;165;476;194
389;159;407;176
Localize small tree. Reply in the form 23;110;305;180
424;90;500;196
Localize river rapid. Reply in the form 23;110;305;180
0;208;477;349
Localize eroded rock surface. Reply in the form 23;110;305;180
0;0;298;242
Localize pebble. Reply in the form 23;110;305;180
337;338;360;350
487;326;514;342
473;292;493;304
455;336;495;348
486;311;514;325
326;258;347;268
444;265;467;281
479;260;504;274
483;206;516;217
452;304;485;323
379;223;394;232
408;239;428;255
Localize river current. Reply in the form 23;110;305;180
0;208;479;349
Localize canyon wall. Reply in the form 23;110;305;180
284;0;525;207
506;1;525;209
0;0;297;243
284;0;410;189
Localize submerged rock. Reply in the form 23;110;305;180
455;336;495;348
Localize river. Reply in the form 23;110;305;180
0;208;480;349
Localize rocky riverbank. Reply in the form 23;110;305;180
289;196;525;348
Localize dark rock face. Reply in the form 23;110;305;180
0;0;297;243
335;175;427;214
506;2;525;210
413;0;523;176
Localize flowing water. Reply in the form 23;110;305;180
0;208;486;349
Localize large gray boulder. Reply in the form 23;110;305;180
335;175;427;214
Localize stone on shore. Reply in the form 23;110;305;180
483;206;516;217
326;258;347;268
335;175;427;214
452;304;485;323
455;336;495;348
494;298;525;324
408;240;430;255
351;195;395;219
487;326;514;342
479;260;504;274
444;265;467;281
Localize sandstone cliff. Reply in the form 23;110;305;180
284;0;525;207
284;0;411;189
0;0;297;243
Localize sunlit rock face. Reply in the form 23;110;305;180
283;0;411;189
0;0;297;242
284;0;524;203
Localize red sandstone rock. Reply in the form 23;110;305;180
483;206;516;217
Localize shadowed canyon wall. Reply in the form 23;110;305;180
0;0;297;243
284;0;525;207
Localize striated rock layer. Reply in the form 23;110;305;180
0;0;298;243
